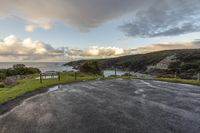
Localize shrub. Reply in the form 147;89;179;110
122;73;132;76
5;64;41;77
157;74;175;78
79;61;102;75
0;83;5;88
179;73;195;79
0;72;6;80
25;67;41;74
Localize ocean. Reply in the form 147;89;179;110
0;62;73;73
0;62;151;78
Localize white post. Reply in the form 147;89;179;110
197;73;200;81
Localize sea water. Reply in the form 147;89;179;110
0;62;73;73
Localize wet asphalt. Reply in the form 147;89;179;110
0;79;200;133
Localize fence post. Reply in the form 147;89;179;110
75;72;77;80
58;72;61;81
103;71;105;79
40;73;42;83
115;67;117;79
174;71;177;79
197;73;200;81
128;71;131;79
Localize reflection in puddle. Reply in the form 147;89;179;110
48;85;62;92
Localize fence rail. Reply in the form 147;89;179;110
38;70;200;84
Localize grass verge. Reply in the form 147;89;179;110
155;78;200;86
107;75;200;86
0;72;101;104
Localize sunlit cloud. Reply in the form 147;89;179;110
132;41;200;53
25;24;51;32
0;35;64;62
0;35;199;61
65;41;200;59
25;21;51;32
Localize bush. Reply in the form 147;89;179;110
157;74;175;78
25;67;41;74
5;64;41;77
0;83;5;88
79;61;102;75
0;72;6;80
122;73;132;76
179;73;195;79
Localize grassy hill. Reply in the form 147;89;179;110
65;49;200;79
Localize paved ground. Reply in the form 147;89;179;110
1;79;200;133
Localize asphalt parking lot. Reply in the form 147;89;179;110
1;79;200;133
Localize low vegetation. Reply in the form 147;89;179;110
65;49;200;79
155;78;200;86
79;61;102;75
0;64;40;81
0;70;199;104
1;60;200;105
0;72;101;104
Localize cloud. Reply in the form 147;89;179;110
132;41;200;54
25;22;51;32
65;41;200;58
119;0;200;37
0;35;200;61
0;0;200;36
65;46;132;58
0;35;65;61
0;0;154;31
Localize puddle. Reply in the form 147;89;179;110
48;85;62;92
134;89;144;94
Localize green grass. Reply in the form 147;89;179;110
155;78;200;86
107;75;200;86
0;72;101;104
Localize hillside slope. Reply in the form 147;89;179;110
65;49;200;79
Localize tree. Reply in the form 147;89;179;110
12;64;26;75
13;64;26;69
5;64;41;76
79;61;102;75
0;73;6;80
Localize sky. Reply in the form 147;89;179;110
0;0;200;62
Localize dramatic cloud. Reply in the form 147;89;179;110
120;0;200;37
0;0;200;36
0;0;149;32
0;35;65;61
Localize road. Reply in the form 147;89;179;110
1;79;200;133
